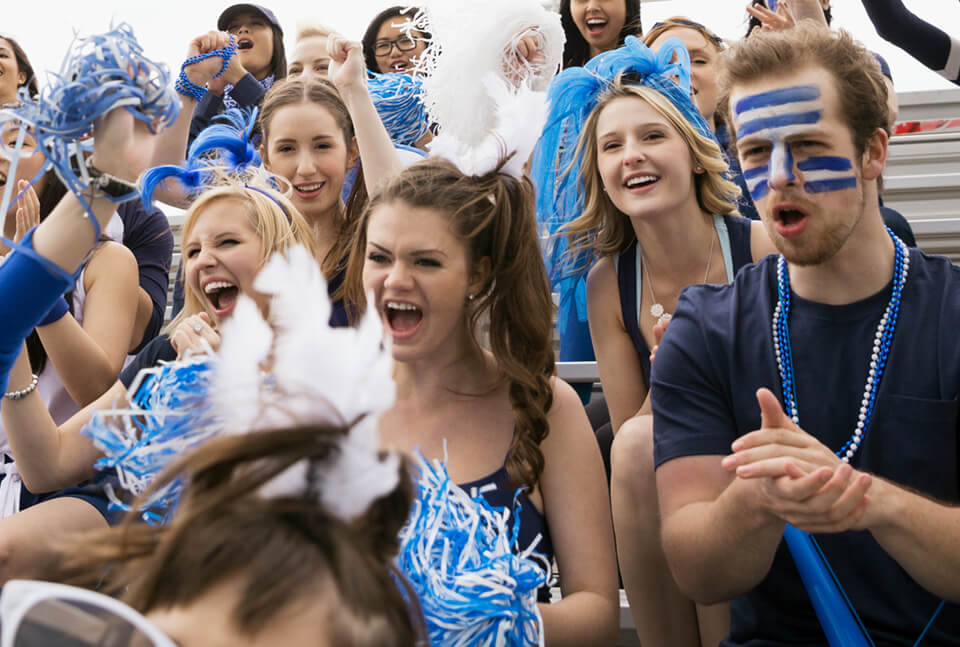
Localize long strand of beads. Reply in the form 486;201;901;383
772;228;909;463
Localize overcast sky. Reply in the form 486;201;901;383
5;0;960;93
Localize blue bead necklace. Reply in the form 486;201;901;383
772;228;909;462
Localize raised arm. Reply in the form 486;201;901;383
327;35;403;195
862;0;960;85
538;378;619;646
151;31;239;206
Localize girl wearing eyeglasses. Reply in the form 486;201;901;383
361;6;430;75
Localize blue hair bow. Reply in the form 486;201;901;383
530;35;716;333
140;108;262;206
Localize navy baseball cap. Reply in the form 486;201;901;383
218;4;283;37
873;52;893;83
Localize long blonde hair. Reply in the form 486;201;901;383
562;80;741;267
165;183;319;335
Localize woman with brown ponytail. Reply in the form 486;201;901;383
9;424;422;647
346;158;619;647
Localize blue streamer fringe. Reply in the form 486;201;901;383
140;107;261;206
398;451;548;647
0;23;179;217
81;356;220;524
367;72;430;146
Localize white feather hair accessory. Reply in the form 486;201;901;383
83;245;399;523
407;0;564;178
212;245;399;520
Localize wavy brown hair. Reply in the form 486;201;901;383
563;80;741;267
51;425;422;646
345;159;555;490
259;77;366;290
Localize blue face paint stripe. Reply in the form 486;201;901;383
743;166;768;180
734;85;821;115
804;178;858;193
796;156;853;172
749;181;770;201
738;111;824;137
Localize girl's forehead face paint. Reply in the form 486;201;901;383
734;85;858;200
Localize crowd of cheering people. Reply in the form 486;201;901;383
0;0;957;645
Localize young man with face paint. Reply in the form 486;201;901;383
650;24;960;646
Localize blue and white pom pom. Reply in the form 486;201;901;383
368;73;430;147
0;23;179;221
398;451;549;647
81;354;220;523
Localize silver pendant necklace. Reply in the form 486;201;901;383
644;231;716;328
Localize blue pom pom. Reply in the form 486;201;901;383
81;356;220;523
398;451;549;647
0;23;179;217
367;72;430;146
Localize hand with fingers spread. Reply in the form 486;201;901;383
746;0;797;32
171;312;221;359
722;388;873;533
327;34;367;92
13;180;39;243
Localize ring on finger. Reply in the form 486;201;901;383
193;322;204;334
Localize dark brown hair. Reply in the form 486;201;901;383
361;6;430;74
719;23;889;158
560;0;642;69
258;77;366;286
0;35;38;100
345;158;555;489
54;425;421;645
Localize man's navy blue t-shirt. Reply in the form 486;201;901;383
652;250;960;646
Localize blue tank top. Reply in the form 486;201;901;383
616;214;754;387
459;466;554;602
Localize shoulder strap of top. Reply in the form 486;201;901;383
713;214;735;284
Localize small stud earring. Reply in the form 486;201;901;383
467;293;476;301
695;165;705;173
